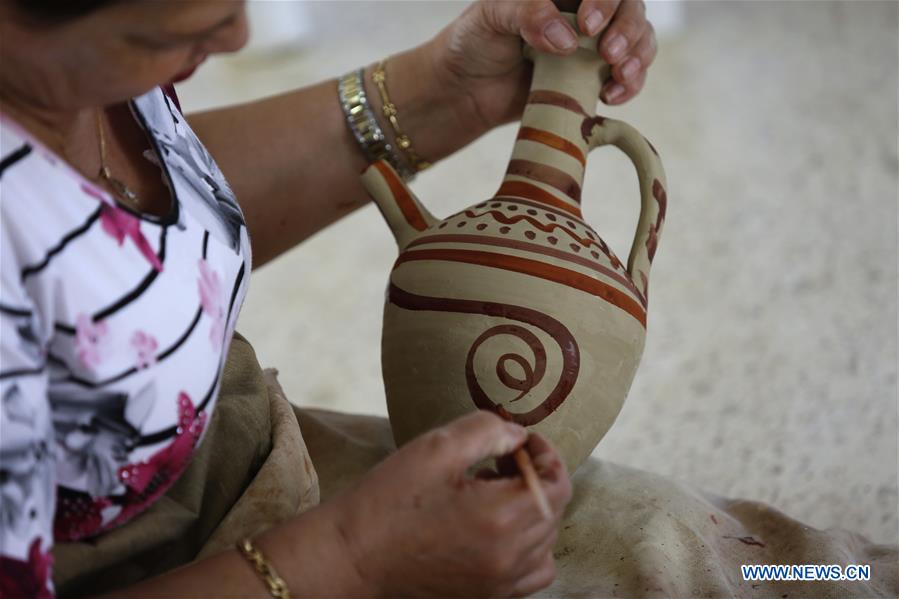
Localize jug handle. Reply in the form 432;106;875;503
584;119;668;303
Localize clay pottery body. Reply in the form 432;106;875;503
361;17;667;473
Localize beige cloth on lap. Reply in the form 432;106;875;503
52;335;320;597
300;408;898;599
53;334;898;598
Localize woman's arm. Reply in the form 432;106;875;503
189;0;656;267
101;412;572;599
100;502;370;599
187;41;470;267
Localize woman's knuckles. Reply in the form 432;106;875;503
480;0;515;35
533;451;556;471
481;502;527;536
625;69;647;95
532;557;558;590
521;0;562;31
619;56;641;80
508;556;558;597
419;426;454;457
554;463;572;496
539;475;572;515
625;28;656;71
480;547;518;583
601;2;649;59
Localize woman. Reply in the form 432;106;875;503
0;0;656;596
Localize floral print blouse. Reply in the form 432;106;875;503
0;87;251;597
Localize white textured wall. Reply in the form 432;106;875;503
177;1;898;544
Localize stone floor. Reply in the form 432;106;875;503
177;1;898;544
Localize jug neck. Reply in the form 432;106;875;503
495;42;605;218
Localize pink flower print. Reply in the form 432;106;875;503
197;259;225;347
55;393;206;542
54;488;113;542
111;392;206;528
81;183;163;272
131;331;159;369
75;314;108;370
0;537;54;599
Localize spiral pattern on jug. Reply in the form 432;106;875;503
469;325;546;403
388;283;580;426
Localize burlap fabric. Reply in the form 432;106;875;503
53;334;898;597
299;409;898;598
52;334;320;597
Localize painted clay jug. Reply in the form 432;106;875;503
361;16;667;473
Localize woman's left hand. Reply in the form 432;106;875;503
430;0;657;131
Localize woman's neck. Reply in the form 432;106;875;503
0;89;102;179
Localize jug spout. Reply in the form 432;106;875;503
362;160;437;249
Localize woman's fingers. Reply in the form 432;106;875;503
602;22;655;104
420;410;527;474
532;456;573;514
602;64;647;105
464;430;570;595
475;474;562;528
610;22;657;82
525;433;571;490
518;506;561;554
508;552;558;597
521;0;579;54
492;507;560;596
492;0;579;54
565;0;658;106
489;433;573;514
473;467;570;534
576;0;622;36
505;433;574;523
515;522;560;579
523;430;555;460
474;466;501;480
598;0;648;65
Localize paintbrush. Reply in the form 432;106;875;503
512;446;553;520
496;407;552;521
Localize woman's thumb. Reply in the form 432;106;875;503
432;410;528;472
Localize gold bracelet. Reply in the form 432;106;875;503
371;59;431;174
236;538;292;599
338;68;414;180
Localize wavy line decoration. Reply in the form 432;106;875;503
388;283;580;426
461;208;624;269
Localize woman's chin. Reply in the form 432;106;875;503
172;65;199;83
172;56;208;83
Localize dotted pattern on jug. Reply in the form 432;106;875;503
438;199;627;274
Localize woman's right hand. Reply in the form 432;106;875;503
330;410;573;597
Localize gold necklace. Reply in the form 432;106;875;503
96;109;142;209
